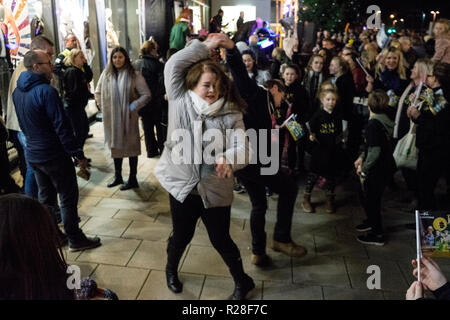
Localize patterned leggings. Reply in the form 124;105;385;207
305;172;336;194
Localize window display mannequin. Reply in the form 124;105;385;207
0;0;21;56
30;1;45;38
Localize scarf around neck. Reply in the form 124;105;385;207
103;69;132;150
189;90;224;117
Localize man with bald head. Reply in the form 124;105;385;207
13;50;101;252
54;33;92;91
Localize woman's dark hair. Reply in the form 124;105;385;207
265;79;286;93
0;194;73;300
282;63;302;80
368;89;390;114
105;47;135;78
433;62;450;101
185;59;247;112
241;50;258;77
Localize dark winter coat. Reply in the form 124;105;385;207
284;80;310;123
13;71;84;163
133;55;165;117
335;72;356;120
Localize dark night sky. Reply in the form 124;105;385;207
353;0;450;29
361;0;450;17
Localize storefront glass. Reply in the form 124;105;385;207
54;0;91;59
221;5;256;33
1;0;32;58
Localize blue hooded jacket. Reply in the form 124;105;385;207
13;71;85;164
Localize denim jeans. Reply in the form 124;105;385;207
236;164;299;255
30;155;84;242
17;131;39;198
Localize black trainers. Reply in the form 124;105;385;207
357;233;385;246
69;236;102;252
355;222;372;232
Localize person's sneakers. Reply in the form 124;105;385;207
230;274;255;300
87;133;94;139
272;240;308;258
356;233;385;246
234;184;246;194
69;236;102;252
355;222;372;232
250;253;271;267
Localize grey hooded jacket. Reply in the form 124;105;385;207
154;40;251;209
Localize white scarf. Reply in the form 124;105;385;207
188;90;224;117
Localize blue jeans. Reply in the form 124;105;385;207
17;131;38;198
30;155;84;242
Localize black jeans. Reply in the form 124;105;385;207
417;148;450;210
346;113;365;164
31;155;84;242
65;107;89;151
359;172;389;235
168;194;247;283
141;113;165;156
236;165;298;255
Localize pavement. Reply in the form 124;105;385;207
12;121;450;300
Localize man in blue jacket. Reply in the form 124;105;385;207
13;50;101;252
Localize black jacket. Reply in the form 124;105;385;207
335;72;356;120
414;87;450;152
13;71;84;163
63;66;92;110
226;46;274;167
284;80;310;123
133;55;165;116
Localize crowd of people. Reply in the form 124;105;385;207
0;9;450;300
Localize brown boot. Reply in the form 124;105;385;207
302;193;314;213
326;194;336;213
272;240;308;258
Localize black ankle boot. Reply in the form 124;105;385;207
166;269;183;293
231;274;255;300
120;176;139;191
107;175;123;188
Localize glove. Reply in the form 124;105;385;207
130;103;136;111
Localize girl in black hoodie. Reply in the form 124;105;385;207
302;89;344;213
281;63;310;174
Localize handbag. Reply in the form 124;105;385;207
393;120;418;170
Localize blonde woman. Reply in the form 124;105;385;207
63;49;92;153
432;18;450;64
95;47;151;190
366;46;410;101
